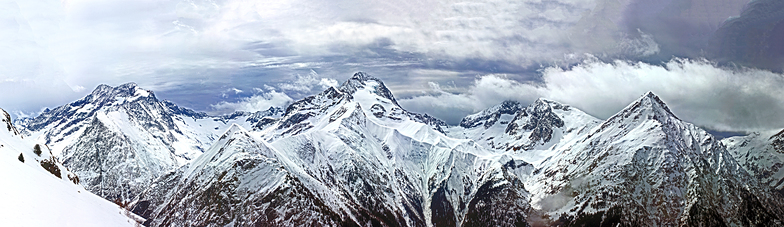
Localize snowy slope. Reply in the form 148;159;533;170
724;129;784;196
0;108;140;227
447;98;601;166
15;83;283;202
132;72;533;227
1;108;79;185
131;124;345;226
526;92;784;226
0;155;142;227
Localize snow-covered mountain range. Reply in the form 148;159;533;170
131;72;531;226
4;72;784;226
724;129;784;197
14;82;282;202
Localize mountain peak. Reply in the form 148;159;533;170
224;123;247;136
501;100;522;107
214;123;253;145
596;92;681;136
531;93;784;226
350;71;373;81
530;98;552;112
459;100;522;128
89;82;153;100
504;97;565;144
635;91;678;119
339;72;399;105
118;82;138;88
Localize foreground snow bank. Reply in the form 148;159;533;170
0;143;140;227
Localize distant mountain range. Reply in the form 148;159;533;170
3;72;783;226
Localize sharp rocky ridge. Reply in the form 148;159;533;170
9;72;784;226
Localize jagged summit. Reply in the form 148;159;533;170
132;72;533;226
89;82;153;101
616;91;679;121
338;72;399;106
517;98;553;119
499;100;523;109
459;100;523;128
349;71;372;81
592;92;682;137
15;81;289;204
223;123;246;135
451;98;600;157
530;98;556;111
505;98;567;149
460;98;571;130
17;82;199;135
272;72;447;136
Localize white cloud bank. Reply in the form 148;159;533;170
209;70;338;114
400;59;784;132
210;89;293;114
0;0;760;125
0;0;655;116
278;70;339;93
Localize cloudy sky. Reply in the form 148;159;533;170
2;0;784;133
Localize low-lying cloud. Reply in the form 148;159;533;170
400;59;784;132
210;89;293;114
278;70;339;94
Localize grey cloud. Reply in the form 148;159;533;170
2;0;781;135
708;0;784;71
619;0;748;60
399;59;784;132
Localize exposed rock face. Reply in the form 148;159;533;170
505;99;566;150
459;100;523;129
1;108;20;136
448;98;601;166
